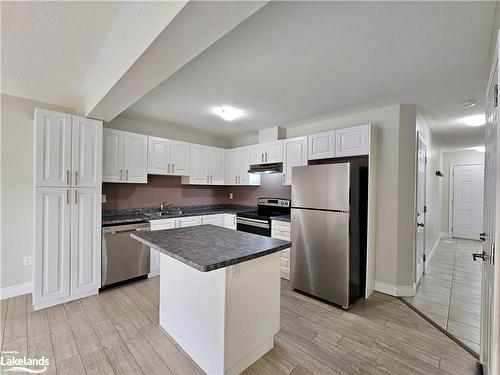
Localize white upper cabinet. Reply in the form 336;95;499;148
227;146;260;186
72;116;102;187
266;141;283;163
171;140;190;176
249;141;283;164
148;136;170;175
210;148;225;184
283;137;308;185
33;188;71;306
71;188;101;295
335;124;370;157
148;136;190;176
34;109;73;187
123;132;148;183
308;130;336;160
35;109;102;187
103;129;147;183
102;128;124;182
183;145;225;185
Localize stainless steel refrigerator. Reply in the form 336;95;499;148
291;162;367;309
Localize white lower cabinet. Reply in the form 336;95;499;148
34;187;101;310
223;214;236;230
149;218;177;277
271;220;291;280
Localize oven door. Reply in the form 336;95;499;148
236;217;271;237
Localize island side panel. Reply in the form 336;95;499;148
224;252;281;374
160;253;226;375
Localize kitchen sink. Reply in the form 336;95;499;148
147;210;183;218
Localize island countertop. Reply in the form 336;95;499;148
131;224;291;272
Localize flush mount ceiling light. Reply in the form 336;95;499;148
461;114;486;127
470;146;486;153
213;106;244;121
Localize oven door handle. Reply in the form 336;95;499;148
236;217;270;229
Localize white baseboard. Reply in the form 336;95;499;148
427;232;447;264
374;281;416;297
0;282;32;300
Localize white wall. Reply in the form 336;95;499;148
1;94;75;289
416;110;443;259
441;149;485;233
106;115;230;148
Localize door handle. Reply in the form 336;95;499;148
480;232;486;241
472;251;491;262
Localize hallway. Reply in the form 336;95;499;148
407;237;482;353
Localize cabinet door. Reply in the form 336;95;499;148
148;136;170;175
265;141;283;163
71;188;101;295
228;149;240;184
249;144;266;165
178;216;200;227
201;214;224;227
335;124;370;157
211;148;225;184
72;116;102;187
283;137;308;185
123;132;148;183
102;129;124;182
171;140;190;176
190;145;208;184
34;109;72;187
308;131;335;160
150;219;176;276
223;214;236;230
34;188;71;307
239;147;250;185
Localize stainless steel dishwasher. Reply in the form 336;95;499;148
101;222;150;287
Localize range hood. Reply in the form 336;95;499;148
248;162;283;174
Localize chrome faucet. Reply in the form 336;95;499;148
160;202;175;211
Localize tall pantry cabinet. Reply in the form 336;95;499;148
33;108;102;310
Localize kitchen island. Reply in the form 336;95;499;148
131;225;290;375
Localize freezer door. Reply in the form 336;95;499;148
291;163;350;211
291;208;350;307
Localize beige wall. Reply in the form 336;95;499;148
106;115;230;148
1;94;75;289
416;110;443;264
283;104;413;288
441;149;485;233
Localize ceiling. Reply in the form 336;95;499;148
1;2;126;108
125;1;496;149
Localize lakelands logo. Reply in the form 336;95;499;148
1;351;49;373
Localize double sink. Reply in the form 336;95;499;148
146;209;184;218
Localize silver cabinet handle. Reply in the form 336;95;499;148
207;175;209;182
283;173;286;184
168;163;171;174
66;189;69;204
126;170;129;180
172;163;175;174
67;170;70;185
75;171;78;185
262;153;264;162
120;169;123;181
265;152;268;162
75;190;78;204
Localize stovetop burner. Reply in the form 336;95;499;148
236;198;291;221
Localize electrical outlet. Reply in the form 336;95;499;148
102;194;106;203
229;192;233;200
23;256;32;266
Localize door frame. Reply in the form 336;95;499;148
415;132;427;285
448;163;484;237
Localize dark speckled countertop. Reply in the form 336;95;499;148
131;225;291;272
102;204;255;226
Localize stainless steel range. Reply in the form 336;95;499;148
236;198;290;237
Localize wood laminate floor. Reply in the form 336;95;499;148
1;277;478;375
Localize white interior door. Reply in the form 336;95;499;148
453;164;484;240
480;53;498;375
415;135;426;284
